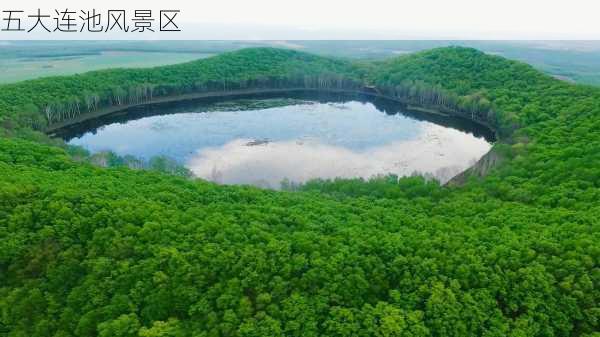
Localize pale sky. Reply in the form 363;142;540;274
1;0;599;39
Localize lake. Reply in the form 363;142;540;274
59;92;494;188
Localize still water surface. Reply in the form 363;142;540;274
62;93;493;188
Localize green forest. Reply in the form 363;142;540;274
0;47;598;337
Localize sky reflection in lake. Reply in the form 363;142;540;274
67;99;491;187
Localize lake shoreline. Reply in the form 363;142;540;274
46;87;499;186
45;88;497;138
64;97;492;187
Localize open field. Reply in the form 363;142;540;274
0;50;212;84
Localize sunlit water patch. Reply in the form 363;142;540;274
63;94;493;188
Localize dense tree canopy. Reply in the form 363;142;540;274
0;47;598;337
0;48;364;130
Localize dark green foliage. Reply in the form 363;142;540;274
0;47;598;337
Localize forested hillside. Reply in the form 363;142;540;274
0;48;363;131
0;47;598;337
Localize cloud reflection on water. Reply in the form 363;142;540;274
188;123;490;188
66;97;492;188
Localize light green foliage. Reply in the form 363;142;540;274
0;47;598;337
